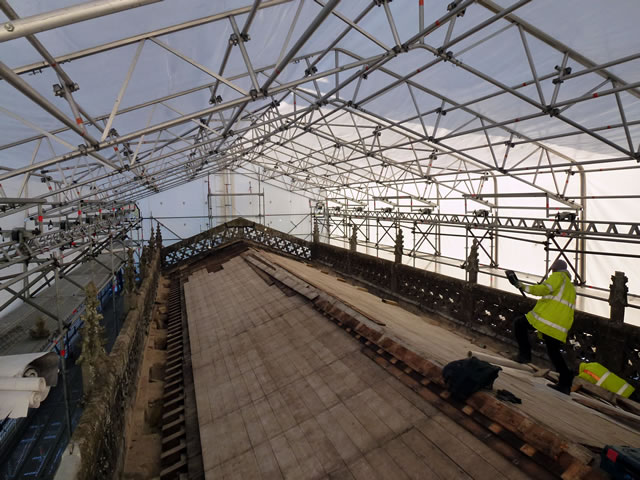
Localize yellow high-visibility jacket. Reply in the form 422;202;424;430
579;362;635;398
522;271;576;343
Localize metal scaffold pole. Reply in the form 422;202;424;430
54;261;73;441
110;231;118;334
0;0;637;344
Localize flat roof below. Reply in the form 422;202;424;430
0;250;125;355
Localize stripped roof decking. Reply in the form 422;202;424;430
184;257;531;480
257;251;640;451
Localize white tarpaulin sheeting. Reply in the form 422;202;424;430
0;0;639;305
0;352;59;418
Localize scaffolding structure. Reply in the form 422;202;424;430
0;0;638;307
0;3;638;477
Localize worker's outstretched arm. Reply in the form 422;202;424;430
520;273;562;297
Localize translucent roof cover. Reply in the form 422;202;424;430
0;0;638;245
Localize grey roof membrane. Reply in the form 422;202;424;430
0;252;125;355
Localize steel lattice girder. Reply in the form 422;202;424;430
327;209;640;243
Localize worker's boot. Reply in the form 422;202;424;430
547;383;571;395
512;353;531;364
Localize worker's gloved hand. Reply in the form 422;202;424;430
505;270;519;287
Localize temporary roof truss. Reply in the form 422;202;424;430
0;1;639;281
1;0;638;214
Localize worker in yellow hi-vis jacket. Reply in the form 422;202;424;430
579;362;635;398
510;259;577;395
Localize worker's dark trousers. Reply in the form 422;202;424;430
513;314;574;389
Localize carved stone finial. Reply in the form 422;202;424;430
465;239;479;283
394;229;404;264
349;224;358;252
609;271;628;323
77;281;106;396
313;219;320;244
125;248;136;294
155;223;162;249
140;245;149;280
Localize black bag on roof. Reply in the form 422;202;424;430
442;356;501;401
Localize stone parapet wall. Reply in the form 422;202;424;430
56;248;161;480
156;217;639;392
312;242;640;392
